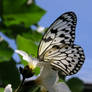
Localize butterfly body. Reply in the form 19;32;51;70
37;12;85;76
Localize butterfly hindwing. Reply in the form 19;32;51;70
38;12;77;57
48;44;85;75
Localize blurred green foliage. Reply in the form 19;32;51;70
16;35;38;57
3;0;45;27
0;88;4;92
0;59;20;88
0;40;13;62
0;0;45;91
66;77;84;92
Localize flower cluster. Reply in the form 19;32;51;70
4;50;71;92
14;50;71;92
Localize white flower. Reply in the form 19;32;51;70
15;50;71;92
36;63;58;92
37;63;71;92
27;0;33;5
53;82;71;92
15;50;38;70
37;26;45;33
4;84;12;92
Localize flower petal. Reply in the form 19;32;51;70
4;84;12;92
15;50;39;70
37;26;45;33
53;82;71;92
36;63;58;92
15;50;32;63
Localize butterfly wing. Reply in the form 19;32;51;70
38;12;77;59
38;11;85;76
44;44;85;75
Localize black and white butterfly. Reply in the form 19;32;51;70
37;12;85;76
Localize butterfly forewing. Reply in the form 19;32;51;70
38;11;85;76
38;12;77;57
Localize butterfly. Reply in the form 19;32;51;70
37;11;85;76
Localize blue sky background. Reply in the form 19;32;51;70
36;0;92;83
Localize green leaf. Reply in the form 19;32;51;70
33;67;40;75
3;0;27;14
3;0;46;27
0;40;13;62
0;88;4;92
66;77;84;92
0;59;20;88
1;25;30;39
16;35;38;65
16;82;40;92
16;35;38;56
22;31;42;42
1;25;43;39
